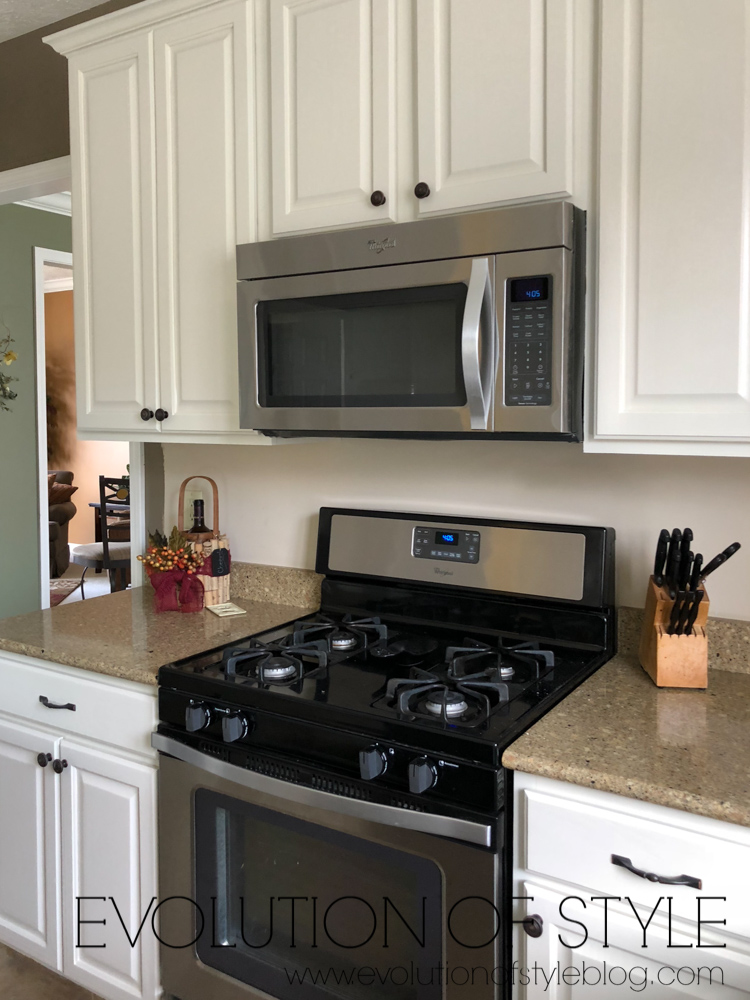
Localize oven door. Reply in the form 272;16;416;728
155;737;503;1000
237;257;496;433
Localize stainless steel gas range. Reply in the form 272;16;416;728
153;508;616;1000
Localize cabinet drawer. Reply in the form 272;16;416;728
0;653;156;755
522;786;750;941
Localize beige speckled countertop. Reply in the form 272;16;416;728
503;613;750;827
0;587;315;687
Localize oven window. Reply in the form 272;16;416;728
257;283;468;408
195;789;442;1000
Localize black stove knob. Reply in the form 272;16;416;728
359;745;388;781
408;757;438;795
222;713;249;744
185;702;211;733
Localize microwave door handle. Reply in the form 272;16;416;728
461;257;493;430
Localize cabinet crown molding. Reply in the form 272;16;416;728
44;0;242;54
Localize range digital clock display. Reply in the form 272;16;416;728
436;531;458;546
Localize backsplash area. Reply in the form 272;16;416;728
161;439;750;621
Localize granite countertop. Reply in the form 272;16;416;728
503;639;750;828
0;587;315;687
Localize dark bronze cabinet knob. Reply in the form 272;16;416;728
52;758;68;774
414;182;431;199
155;408;169;421
140;408;154;421
521;914;543;938
370;190;386;207
37;753;51;768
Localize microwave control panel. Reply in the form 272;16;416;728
412;527;480;564
505;274;553;406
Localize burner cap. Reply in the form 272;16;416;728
498;663;515;679
260;655;298;680
425;690;469;719
329;629;358;651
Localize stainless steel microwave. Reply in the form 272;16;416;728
236;201;584;439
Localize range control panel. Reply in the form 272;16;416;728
412;527;480;564
505;274;553;406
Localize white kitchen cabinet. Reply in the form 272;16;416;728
154;1;254;434
513;772;750;998
262;0;591;237
518;881;750;998
0;651;159;1000
0;718;60;970
61;740;158;1000
47;0;272;445
590;0;750;456
268;0;398;234
414;0;577;217
66;31;159;437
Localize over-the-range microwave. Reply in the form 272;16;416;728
236;201;584;439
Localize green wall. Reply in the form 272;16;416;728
0;204;72;620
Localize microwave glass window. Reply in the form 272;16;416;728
257;284;468;408
194;790;442;1000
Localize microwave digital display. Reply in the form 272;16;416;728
510;276;549;302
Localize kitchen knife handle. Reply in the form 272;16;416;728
675;593;693;634
690;553;703;592
700;552;726;580
654;528;670;586
684;590;704;634
667;594;683;635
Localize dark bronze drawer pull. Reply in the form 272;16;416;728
39;695;76;711
611;854;701;890
52;758;68;774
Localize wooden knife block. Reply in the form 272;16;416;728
638;576;709;689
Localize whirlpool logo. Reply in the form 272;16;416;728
434;567;454;577
368;237;396;253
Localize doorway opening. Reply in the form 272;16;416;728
34;247;132;607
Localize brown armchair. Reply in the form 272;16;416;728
49;470;77;578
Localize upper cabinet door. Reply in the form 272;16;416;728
269;0;398;234
153;1;254;434
69;33;160;434
0;719;60;970
414;0;575;216
592;0;750;454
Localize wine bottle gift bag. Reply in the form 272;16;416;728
178;476;231;607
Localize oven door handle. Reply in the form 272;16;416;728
461;257;494;430
152;733;493;848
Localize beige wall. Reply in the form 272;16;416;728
44;290;129;544
162;440;750;621
0;0;144;173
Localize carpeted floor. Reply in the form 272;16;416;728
49;578;81;607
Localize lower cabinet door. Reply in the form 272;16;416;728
60;739;158;1000
516;881;750;998
0;718;60;970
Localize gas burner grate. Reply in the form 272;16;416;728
446;637;555;682
221;639;328;684
384;665;510;729
286;614;389;654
